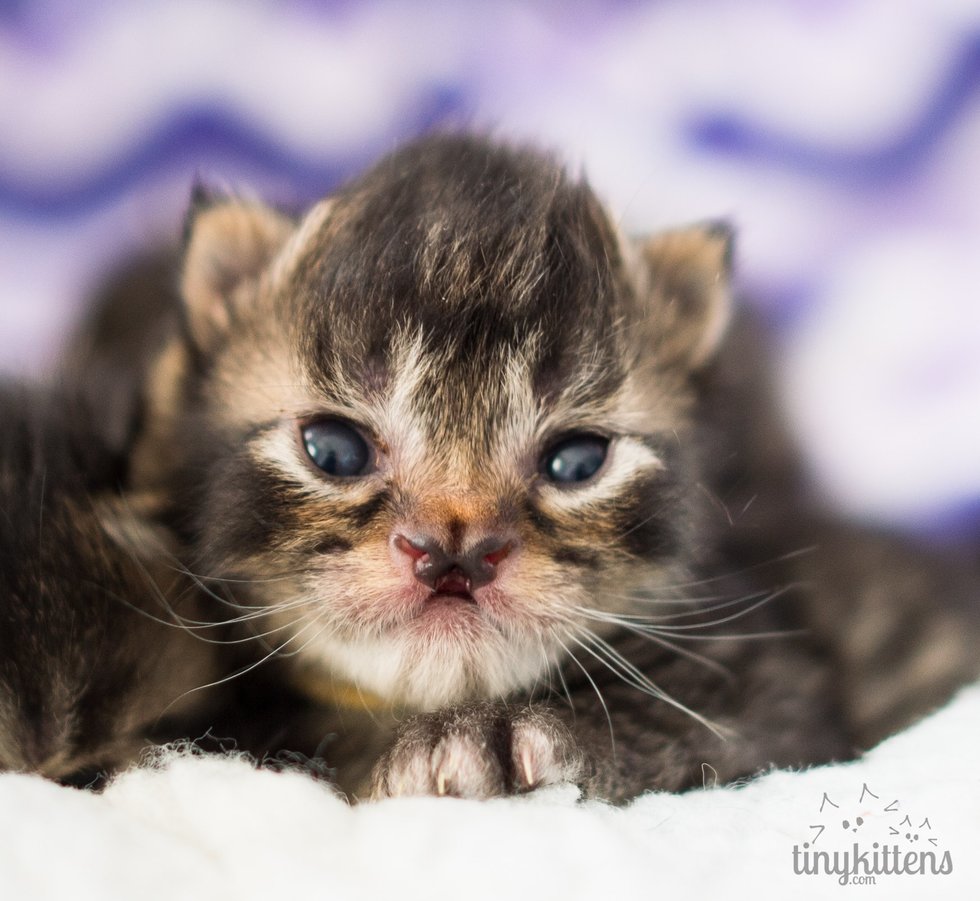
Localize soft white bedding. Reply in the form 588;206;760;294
2;684;975;900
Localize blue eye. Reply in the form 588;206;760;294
542;434;609;484
301;420;373;477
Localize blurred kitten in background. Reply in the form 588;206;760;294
0;375;221;785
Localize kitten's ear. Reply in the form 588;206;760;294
181;187;294;351
638;221;733;370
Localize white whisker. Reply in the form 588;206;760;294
554;630;615;752
574;610;733;678
567;625;731;740
158;604;333;718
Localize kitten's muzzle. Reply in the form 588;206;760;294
394;533;513;595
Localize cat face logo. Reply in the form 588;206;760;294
808;783;941;846
893;814;936;846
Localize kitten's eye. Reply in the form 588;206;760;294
541;434;609;484
301;420;373;477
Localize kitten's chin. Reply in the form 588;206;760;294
298;626;551;711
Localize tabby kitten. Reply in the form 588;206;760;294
0;380;220;783
129;135;980;802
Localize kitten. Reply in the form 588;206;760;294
0;380;221;784
127;134;980;802
60;247;183;459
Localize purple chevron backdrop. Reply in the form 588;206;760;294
1;0;978;532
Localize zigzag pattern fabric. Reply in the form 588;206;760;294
1;0;978;529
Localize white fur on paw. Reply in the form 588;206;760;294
370;705;590;800
375;730;505;800
511;714;588;792
424;732;502;798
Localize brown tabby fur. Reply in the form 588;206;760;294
0;379;220;783
113;134;980;802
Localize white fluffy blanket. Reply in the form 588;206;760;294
3;685;976;900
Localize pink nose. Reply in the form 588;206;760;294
393;533;513;594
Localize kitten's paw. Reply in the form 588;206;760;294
369;703;591;800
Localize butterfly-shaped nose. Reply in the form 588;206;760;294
394;533;513;593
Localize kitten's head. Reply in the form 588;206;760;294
143;135;732;710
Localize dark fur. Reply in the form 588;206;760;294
60;247;183;461
110;134;980;803
0;380;220;783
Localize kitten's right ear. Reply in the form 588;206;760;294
181;187;294;351
638;221;734;371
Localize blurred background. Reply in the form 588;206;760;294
1;0;978;536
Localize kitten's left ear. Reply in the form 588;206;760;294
637;221;733;370
181;188;295;352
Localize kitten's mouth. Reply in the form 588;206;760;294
428;569;477;605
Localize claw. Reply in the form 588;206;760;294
520;747;535;788
436;771;448;796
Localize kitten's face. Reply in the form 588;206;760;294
144;137;730;710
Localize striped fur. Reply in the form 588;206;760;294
129;135;980;800
137;136;723;711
